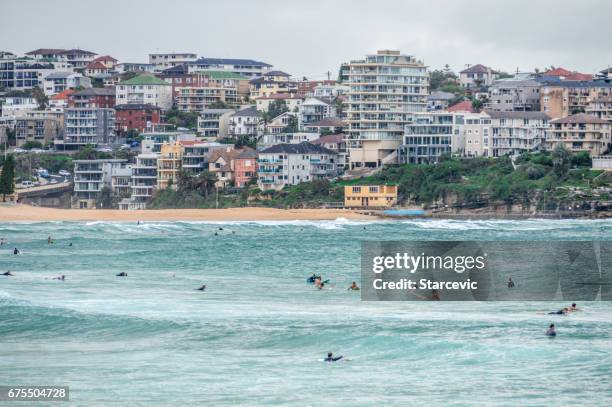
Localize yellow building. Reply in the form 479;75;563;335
157;142;184;189
344;185;398;208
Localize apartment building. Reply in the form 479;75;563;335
540;79;612;119
175;86;239;112
487;110;550;157
197;109;234;139
42;72;91;96
130;153;159;208
427;91;455;111
111;165;133;198
488;76;542;112
157;142;184;189
116;75;173;110
191;57;272;78
344;185;397;208
115;104;161;135
459;64;498;88
234;149;258;187
58;108;115;150
69;87;115;108
263;112;294;135
249;77;297;98
311;133;348;169
229;106;263;138
72;159;127;208
298;97;336;129
547;113;612;156
398;112;459;164
257;142;338;191
149;53;197;71
302;117;346;134
258;132;320;150
460;112;492;157
0;55;62;91
26;48;97;68
344;50;429;169
181;142;230;173
48;89;75;112
15;115;62;147
255;94;304;112
1;95;38;117
586;96;612;122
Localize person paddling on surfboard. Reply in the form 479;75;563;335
325;352;343;362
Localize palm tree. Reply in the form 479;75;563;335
194;170;217;198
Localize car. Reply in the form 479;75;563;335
49;178;58;184
31;148;44;154
19;180;34;188
13;148;25;153
37;169;50;178
120;144;131;150
97;147;113;153
59;170;71;177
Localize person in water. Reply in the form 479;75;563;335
13;248;20;255
318;282;325;290
196;284;207;291
47;235;53;244
348;281;360;291
53;275;65;281
69;242;73;247
116;272;128;277
546;324;556;337
507;277;515;288
2;271;13;276
325;352;343;362
569;303;580;312
548;307;569;315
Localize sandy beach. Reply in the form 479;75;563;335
0;204;374;222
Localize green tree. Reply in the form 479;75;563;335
282;115;299;133
96;185;113;209
209;100;229;109
0;154;16;201
22;140;43;150
193;170;217;197
267;99;288;119
552;144;571;178
31;86;48;110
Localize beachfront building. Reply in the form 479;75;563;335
208;147;242;188
149;52;198;71
398;112;460;164
72;159;127;209
116;75;173;111
234;149;258;187
42;72;91;96
459;112;492;158
311;133;349;169
229;106;263;138
114;104;162;135
487;110;550;157
130;153;159;209
181;142;230;173
257;142;338;191
459;64;498;88
344;185;398;208
58;107;115;150
190;57;272;78
14;115;63;147
157;142;184;190
344;50;429;169
547;113;612;156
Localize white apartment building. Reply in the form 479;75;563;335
190;57;272;78
26;48;97;68
72;159;128;208
149;53;197;71
1;95;38;117
130;153;159;209
258;132;320;150
42;72;91;96
297;97;336;130
486;110;550;157
460;112;492;157
197;109;235;139
344;50;429;169
257;142;338;191
58;108;115;150
398;112;459;164
229;106;263;138
115;75;173;110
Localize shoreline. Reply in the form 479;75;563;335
0;204;375;222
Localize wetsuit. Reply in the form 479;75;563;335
548;310;565;315
325;356;343;362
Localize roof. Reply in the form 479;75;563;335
50;89;75;100
460;64;494;74
304;117;345;127
114;103;161;111
45;71;78;79
161;64;189;75
209;148;244;171
120;75;169;86
93;55;118;63
256;93;302;100
427;91;455;101
311;134;345;145
550;113;609;125
232;106;262;118
260;141;337;155
26;48;97;56
484;110;550;120
85;61;108;70
264;70;290;77
236;147;257;159
447;100;476;113
204;71;249;80
193;57;272;68
72;87;115;96
543;67;592;81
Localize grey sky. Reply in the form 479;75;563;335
3;0;612;78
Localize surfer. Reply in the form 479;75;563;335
348;281;360;291
318;282;325;290
548;308;569;315
568;303;580;312
13;248;20;255
47;235;54;244
324;352;343;362
196;284;207;291
2;271;13;276
53;275;65;281
546;324;556;337
69;243;73;247
116;272;128;277
507;277;515;288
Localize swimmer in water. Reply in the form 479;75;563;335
69;242;73;247
13;248;20;255
2;271;14;276
324;352;343;362
568;303;580;312
348;281;360;291
53;275;65;281
47;235;53;244
196;284;206;291
137;221;140;225
507;277;515;288
116;272;128;277
318;282;325;290
214;232;219;236
548;308;569;315
218;227;223;231
546;324;556;337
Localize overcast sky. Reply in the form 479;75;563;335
3;0;612;78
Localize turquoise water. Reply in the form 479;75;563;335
1;219;612;406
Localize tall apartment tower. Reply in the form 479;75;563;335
344;50;428;169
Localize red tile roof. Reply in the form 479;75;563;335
93;55;118;63
550;113;609;125
543;67;592;81
447;100;475;112
85;61;108;70
50;89;76;100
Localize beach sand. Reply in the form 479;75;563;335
0;204;374;222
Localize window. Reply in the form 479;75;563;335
352;186;361;193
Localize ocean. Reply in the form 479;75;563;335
1;219;611;406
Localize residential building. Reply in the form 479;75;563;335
234;149;258;187
1;94;38;116
257;142;338;191
176;86;239;112
149;53;198;71
69;87;115;108
447;100;477;113
140;131;197;153
540;79;612;119
258;132;320;150
311;133;348;169
130;153;158;208
157;142;184;189
542;67;592;81
197;109;234;139
91;55;118;70
313;83;349;98
303;117;346;134
547;113;612;156
26;48;97;68
42;72;91;96
344;50;429;169
181;141;229;173
15;115;62;147
83;61;113;78
208;147;242;188
427;91;455;111
298;97;336;129
58;107;115;149
460;112;492;157
48;89;75;112
0;56;60;91
111;164;133;198
459;64;498;88
487;110;549;157
263;112;295;135
115;104;161;135
255;94;304;112
488;77;542;112
72;159;127;208
116;75;173;110
344;185;397;208
190;57;272;78
398;112;459;164
115;62;155;73
229;106;263;138
586;96;612;122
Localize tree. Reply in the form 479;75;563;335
0;154;16;201
193;170;217;197
282;115;299;133
267;99;288;119
96;186;113;209
22;140;43;150
552;144;571;178
31;86;48;110
209;100;229;109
